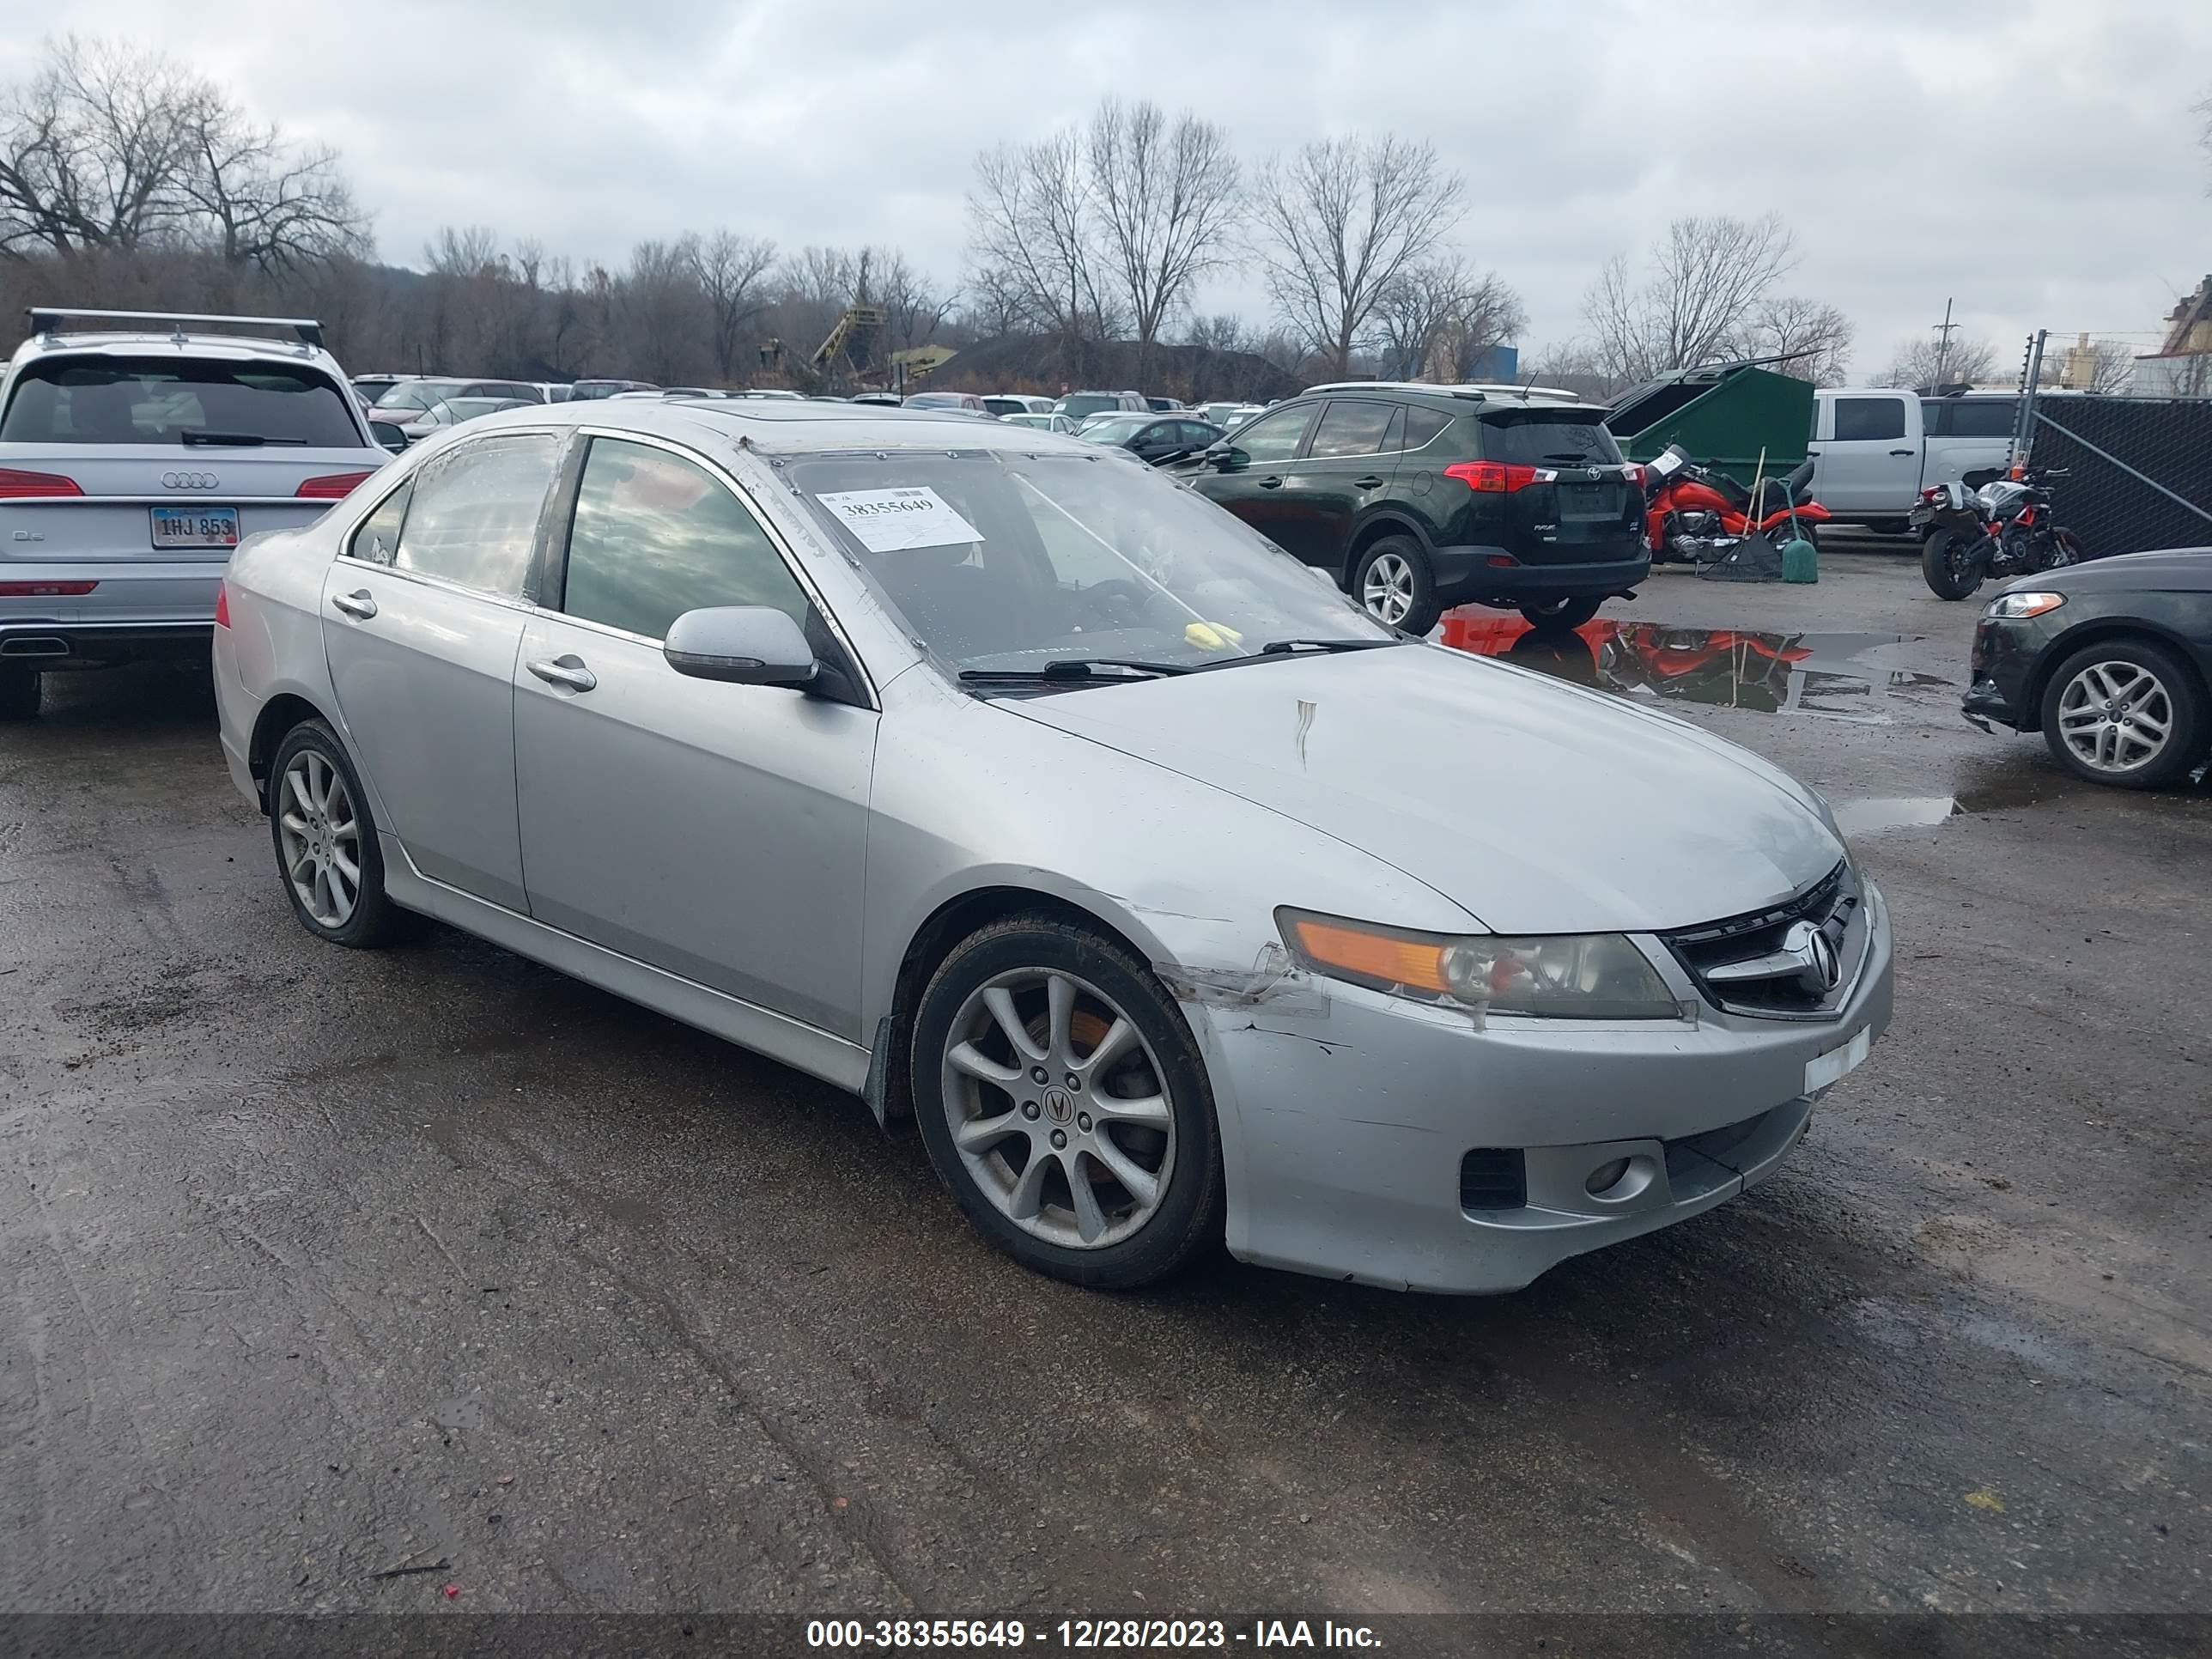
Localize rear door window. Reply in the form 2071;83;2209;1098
1832;397;1907;442
348;481;414;566
558;437;811;641
1307;400;1397;459
1478;416;1621;466
1947;400;2014;438
391;430;561;599
0;356;362;447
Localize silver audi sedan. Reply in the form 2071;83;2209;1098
213;399;1893;1293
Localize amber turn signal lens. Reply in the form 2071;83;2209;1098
1288;917;1449;994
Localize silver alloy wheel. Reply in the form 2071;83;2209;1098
276;749;362;927
939;968;1176;1249
2055;659;2173;774
1361;551;1415;625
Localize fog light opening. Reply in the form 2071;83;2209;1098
1586;1154;1656;1202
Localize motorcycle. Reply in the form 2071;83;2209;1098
1915;466;2081;600
1640;443;1831;565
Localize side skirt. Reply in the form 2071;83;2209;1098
381;834;872;1095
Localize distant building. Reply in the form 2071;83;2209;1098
2132;276;2212;396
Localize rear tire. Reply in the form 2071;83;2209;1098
0;665;40;722
1352;535;1440;635
2038;639;2203;790
267;720;418;948
1518;595;1604;631
1921;529;1984;600
912;915;1224;1290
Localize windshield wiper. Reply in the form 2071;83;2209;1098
1256;638;1400;655
958;658;1194;684
179;430;306;447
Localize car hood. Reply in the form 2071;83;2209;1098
2009;547;2212;596
1000;645;1844;934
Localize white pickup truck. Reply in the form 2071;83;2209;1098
1808;389;2016;529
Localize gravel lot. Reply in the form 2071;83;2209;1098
4;544;2208;1645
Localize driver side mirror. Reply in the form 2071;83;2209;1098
664;605;819;689
369;420;408;453
1202;441;1240;471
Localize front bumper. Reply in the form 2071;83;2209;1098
1197;879;1893;1294
1430;544;1650;607
1962;613;2051;733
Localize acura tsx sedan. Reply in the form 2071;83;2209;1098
213;399;1893;1293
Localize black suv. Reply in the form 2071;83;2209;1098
1186;385;1648;634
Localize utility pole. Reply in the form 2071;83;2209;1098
1931;298;1957;388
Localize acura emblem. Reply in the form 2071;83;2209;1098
1783;921;1841;994
161;471;220;489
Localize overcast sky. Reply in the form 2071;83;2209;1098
9;0;2209;378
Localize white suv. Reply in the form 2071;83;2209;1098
0;307;385;720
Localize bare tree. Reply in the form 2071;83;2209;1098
873;247;953;354
0;36;204;254
2084;339;2135;393
621;238;707;385
1085;99;1240;391
1252;135;1465;374
966;132;1111;364
1370;256;1526;381
1583;214;1800;381
1882;334;1997;388
691;229;777;382
425;224;502;278
179;101;368;272
1747;295;1854;386
959;261;1031;337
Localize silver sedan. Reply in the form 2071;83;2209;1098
213;400;1893;1293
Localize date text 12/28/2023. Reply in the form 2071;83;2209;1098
805;1618;1383;1649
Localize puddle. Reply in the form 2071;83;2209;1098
1830;797;1959;836
1436;612;1951;722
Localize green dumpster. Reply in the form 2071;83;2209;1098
1603;360;1814;483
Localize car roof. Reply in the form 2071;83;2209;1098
1298;379;1593;407
459;395;1106;458
5;328;347;377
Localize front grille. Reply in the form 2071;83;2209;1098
1459;1148;1528;1212
1660;860;1861;1019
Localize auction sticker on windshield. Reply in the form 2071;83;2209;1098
817;487;984;552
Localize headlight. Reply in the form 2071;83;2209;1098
1984;591;2065;619
1277;908;1680;1019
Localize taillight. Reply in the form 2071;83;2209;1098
0;580;98;597
296;471;375;500
1443;460;1540;493
0;467;84;499
214;580;230;629
1621;463;1645;487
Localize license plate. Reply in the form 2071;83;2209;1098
150;506;239;549
1556;483;1614;520
1804;1026;1871;1094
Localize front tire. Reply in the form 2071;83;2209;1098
2039;639;2203;789
912;916;1224;1290
1921;529;1984;600
0;665;40;721
267;720;416;947
1352;535;1440;635
1518;595;1604;631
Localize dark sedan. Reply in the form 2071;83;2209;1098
1080;413;1223;466
1963;550;2212;788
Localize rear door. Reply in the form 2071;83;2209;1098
1188;403;1321;559
1267;399;1402;567
0;352;381;619
1811;393;1919;513
1923;396;2015;488
320;428;562;912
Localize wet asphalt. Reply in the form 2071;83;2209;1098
3;544;2209;1636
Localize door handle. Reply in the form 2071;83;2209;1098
1256;475;1284;489
1805;448;1820;456
526;654;597;692
1888;448;1915;456
1352;475;1385;489
330;589;377;620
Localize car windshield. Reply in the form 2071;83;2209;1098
785;449;1394;678
1057;395;1115;419
374;381;469;414
0;355;363;447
